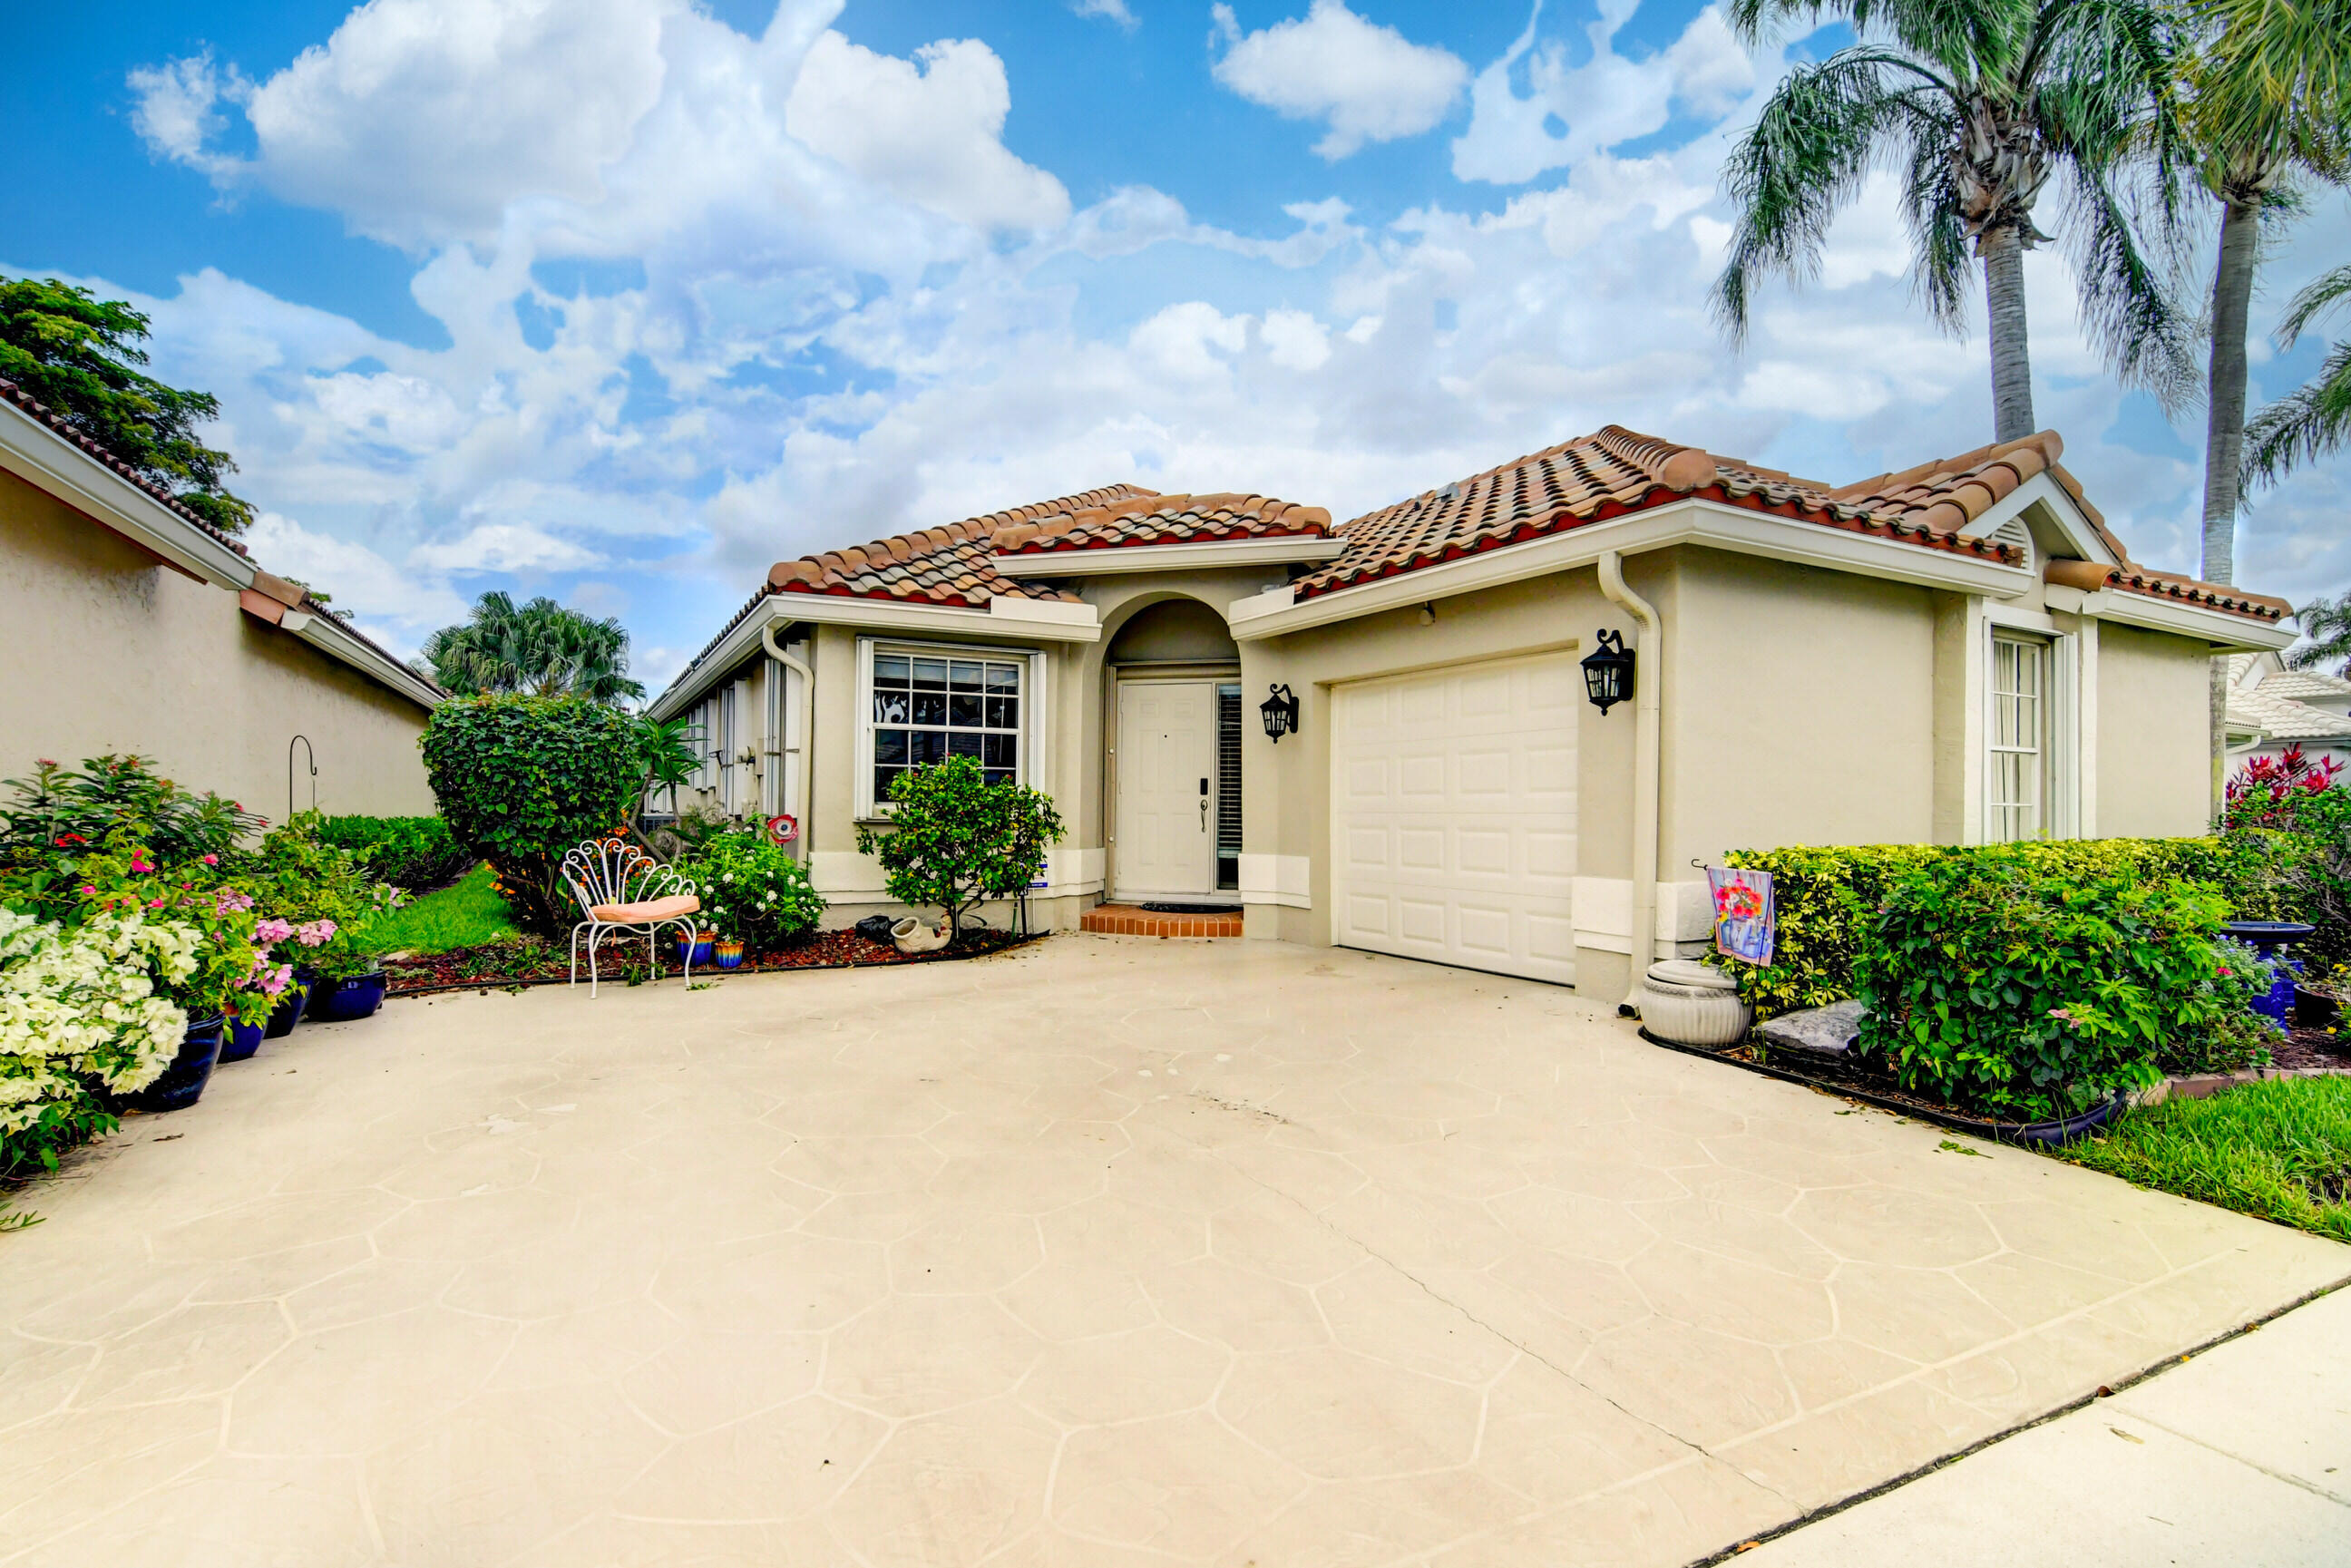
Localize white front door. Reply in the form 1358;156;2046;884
1115;681;1217;901
1332;652;1577;984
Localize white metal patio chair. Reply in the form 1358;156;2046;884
560;839;703;998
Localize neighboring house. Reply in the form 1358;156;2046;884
1;379;442;820
649;426;2291;1002
2224;652;2351;766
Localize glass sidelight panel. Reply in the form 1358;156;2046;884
1216;683;1242;890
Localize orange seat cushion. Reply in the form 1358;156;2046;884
589;894;700;923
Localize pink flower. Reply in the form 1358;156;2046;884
260;965;291;997
297;920;337;947
201;854;219;865
255;918;295;943
148;897;165;909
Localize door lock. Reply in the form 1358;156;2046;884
1200;778;1209;831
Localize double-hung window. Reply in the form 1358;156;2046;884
1987;632;2047;842
866;647;1027;810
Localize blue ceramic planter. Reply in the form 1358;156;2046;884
220;1018;266;1063
676;935;714;968
262;979;308;1037
2222;920;2314;1028
309;971;387;1023
131;1017;225;1113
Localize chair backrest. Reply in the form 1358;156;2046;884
559;839;692;918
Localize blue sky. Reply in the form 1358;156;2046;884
11;0;2347;692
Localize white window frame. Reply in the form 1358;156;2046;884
1982;611;2081;842
854;638;1043;818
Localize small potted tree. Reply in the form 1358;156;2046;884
856;756;1062;953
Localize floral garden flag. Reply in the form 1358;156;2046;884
1707;865;1775;967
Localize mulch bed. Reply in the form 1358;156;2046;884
385;928;1044;998
2271;1026;2351;1072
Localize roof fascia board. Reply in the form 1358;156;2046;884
0;396;256;589
2079;587;2295;652
649;592;1102;721
1966;471;2117;564
286;613;444;708
1231;499;2031;641
990;535;1345;577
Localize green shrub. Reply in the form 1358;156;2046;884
855;756;1064;938
1721;834;2302;1019
679;829;825;951
420;696;638;936
235;813;400;982
314;814;473;891
1855;857;2250;1121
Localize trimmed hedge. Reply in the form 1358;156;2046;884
313;814;473;892
1719;833;2303;1020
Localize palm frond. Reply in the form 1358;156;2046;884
2242;339;2351;486
2287;589;2351;669
2051;163;2201;405
1899;101;1976;330
2277;263;2351;347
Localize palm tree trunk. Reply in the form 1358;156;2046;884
2203;192;2262;826
1981;225;2036;443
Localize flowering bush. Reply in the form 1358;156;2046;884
2225;745;2348;832
231;814;400;981
678;829;825;952
0;755;262;876
0;907;198;1173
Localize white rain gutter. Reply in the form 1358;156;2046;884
761;620;815;861
1598;550;1661;1017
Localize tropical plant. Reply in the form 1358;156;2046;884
678;829;825;951
632;716;705;821
417;591;646;705
0;277;256;534
2181;0;2351;577
0;755;262;882
854;755;1065;940
2288;588;2351;678
419;696;640;935
2245;262;2351;489
1714;0;2195;442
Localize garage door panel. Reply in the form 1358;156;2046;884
1332;653;1576;986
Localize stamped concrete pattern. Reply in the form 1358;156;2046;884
1;937;2343;1566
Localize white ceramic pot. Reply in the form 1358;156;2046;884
890;916;952;954
1637;961;1754;1048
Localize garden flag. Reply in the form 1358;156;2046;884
1707;865;1775;967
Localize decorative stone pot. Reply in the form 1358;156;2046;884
310;970;388;1023
219;1016;266;1064
714;939;745;970
891;916;952;955
2294;983;2338;1030
1636;959;1753;1048
2220;920;2315;1027
129;1016;226;1113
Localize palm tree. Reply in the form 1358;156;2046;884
1714;0;2196;442
2287;586;2351;675
2244;262;2351;486
2181;0;2351;589
420;591;646;705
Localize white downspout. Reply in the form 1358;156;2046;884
1598;550;1662;1016
760;620;814;862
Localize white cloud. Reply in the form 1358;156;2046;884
1129;302;1251;380
409;523;607;574
243;512;469;646
785;32;1070;232
1209;0;1468;160
1071;0;1136;27
1261;308;1332;372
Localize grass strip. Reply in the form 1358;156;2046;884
356;863;520;956
2053;1076;2351;1244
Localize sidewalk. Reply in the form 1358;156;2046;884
1734;1282;2351;1567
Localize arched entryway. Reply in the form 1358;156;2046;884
1104;598;1243;904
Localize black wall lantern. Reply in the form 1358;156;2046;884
1581;629;1634;715
1261;683;1300;742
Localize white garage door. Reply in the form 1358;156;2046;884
1332;653;1577;984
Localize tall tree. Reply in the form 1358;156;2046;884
1714;0;2196;443
2181;0;2351;588
0;277;256;534
419;591;646;705
2244;262;2351;484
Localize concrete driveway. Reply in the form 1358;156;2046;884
2;937;2343;1566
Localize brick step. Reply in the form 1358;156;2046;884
1081;903;1244;939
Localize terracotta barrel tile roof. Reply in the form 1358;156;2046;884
2044;559;2290;621
992;492;1334;555
762;482;1156;609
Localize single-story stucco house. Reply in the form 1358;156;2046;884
649;425;2292;1003
2224;651;2351;767
1;379;442;819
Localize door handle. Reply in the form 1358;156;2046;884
1200;778;1209;831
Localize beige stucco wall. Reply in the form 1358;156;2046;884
0;469;434;820
2097;622;2215;837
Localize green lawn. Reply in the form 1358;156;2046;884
357;863;519;955
2055;1076;2351;1244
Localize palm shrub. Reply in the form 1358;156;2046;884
855;756;1065;940
1855;858;2253;1120
420;696;639;936
679;829;825;952
1714;0;2194;442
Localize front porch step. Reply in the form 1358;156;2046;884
1081;904;1244;939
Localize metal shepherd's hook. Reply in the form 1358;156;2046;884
288;735;317;823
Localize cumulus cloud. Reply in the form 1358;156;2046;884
1071;0;1137;26
785;32;1070;232
1209;0;1468;160
409;523;607;574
